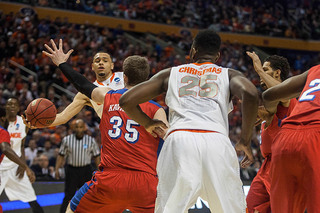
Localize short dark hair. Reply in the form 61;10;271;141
265;55;290;81
193;30;221;55
123;55;150;86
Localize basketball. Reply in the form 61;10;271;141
25;98;57;128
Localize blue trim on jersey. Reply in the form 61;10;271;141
107;88;128;95
0;125;7;132
70;182;94;211
148;100;162;108
278;115;287;127
157;139;164;158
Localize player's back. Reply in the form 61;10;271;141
166;62;231;136
91;72;124;118
99;88;162;176
282;64;320;127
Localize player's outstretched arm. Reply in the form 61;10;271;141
119;68;170;136
50;93;89;127
43;39;108;103
0;142;35;182
247;51;281;89
262;71;308;114
229;69;259;168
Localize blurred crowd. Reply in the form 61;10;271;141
7;0;320;40
0;5;319;182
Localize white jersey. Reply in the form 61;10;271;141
165;62;232;136
90;72;124;118
0;116;26;170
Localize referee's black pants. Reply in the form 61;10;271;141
60;164;92;213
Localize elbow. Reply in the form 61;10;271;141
262;89;273;102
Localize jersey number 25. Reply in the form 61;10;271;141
179;74;218;98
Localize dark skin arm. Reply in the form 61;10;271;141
119;68;170;137
262;71;308;114
0;142;35;183
229;69;259;168
54;154;65;180
16;136;26;179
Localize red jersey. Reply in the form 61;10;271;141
260;99;297;157
282;64;320;127
0;126;10;164
99;88;162;176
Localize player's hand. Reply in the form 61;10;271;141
43;39;74;66
21;114;38;129
145;119;168;138
255;106;274;127
16;165;25;179
26;167;36;183
235;142;254;168
246;51;263;74
55;169;60;180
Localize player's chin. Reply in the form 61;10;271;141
98;72;106;77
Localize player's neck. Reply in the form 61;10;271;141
96;73;113;83
7;115;16;122
194;58;215;64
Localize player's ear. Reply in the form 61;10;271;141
124;74;128;86
215;52;221;62
274;69;281;79
111;62;114;70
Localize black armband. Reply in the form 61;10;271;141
59;62;97;99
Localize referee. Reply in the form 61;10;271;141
55;119;100;213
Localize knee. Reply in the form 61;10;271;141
65;203;74;213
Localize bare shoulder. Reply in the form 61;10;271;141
228;68;245;80
151;68;172;92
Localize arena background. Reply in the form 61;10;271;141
0;0;319;212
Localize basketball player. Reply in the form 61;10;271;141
24;51;124;128
246;52;297;213
119;30;259;213
43;39;168;212
0;106;35;213
262;64;320;212
0;97;43;213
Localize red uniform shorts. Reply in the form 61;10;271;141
246;155;271;213
70;168;158;213
270;126;320;213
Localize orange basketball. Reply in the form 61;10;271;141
25;98;57;128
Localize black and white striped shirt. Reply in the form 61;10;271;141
59;134;100;167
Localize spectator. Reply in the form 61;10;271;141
25;139;38;166
30;154;55;181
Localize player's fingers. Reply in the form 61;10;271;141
246;51;252;57
59;39;63;50
151;132;157;137
66;49;74;58
44;44;54;54
255;119;262;126
42;50;53;58
50;39;58;51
